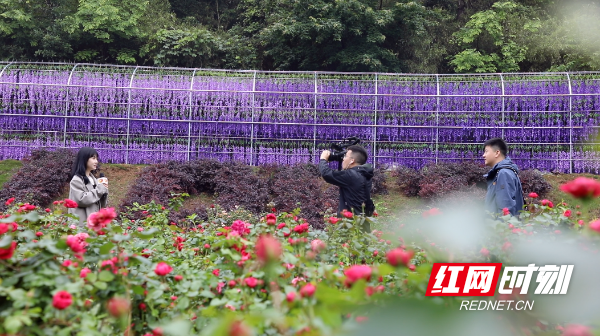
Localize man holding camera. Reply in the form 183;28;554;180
319;145;374;232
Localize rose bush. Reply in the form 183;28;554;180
0;176;598;336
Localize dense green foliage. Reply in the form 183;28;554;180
1;0;598;72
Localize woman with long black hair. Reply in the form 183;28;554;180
68;147;108;226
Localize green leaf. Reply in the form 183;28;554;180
0;215;17;223
133;285;145;295
22;211;39;223
0;234;13;248
55;240;68;250
17;230;36;241
86;273;97;283
93;281;107;290
148;289;164;300
99;242;115;255
4;316;22;334
98;270;115;282
176;296;190;309
134;228;159;239
160;320;191;336
1;276;19;288
200;290;215;298
209;298;227;306
378;264;395;277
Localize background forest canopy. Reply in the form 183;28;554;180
0;0;599;73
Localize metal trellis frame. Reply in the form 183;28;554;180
435;74;440;164
125;66;139;165
373;74;378;168
500;74;505;140
566;73;573;174
63;64;79;147
313;72;318;163
0;62;599;173
187;69;198;161
250;71;257;165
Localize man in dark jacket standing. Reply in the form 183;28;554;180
483;138;524;217
318;145;374;231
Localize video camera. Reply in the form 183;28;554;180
329;137;360;170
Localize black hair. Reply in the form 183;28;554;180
70;147;99;185
347;145;368;165
483;138;508;157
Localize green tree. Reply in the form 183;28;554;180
449;1;541;73
256;0;437;72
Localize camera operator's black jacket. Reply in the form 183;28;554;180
318;159;374;215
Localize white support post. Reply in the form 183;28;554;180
500;74;505;140
566;73;573;174
125;66;139;164
373;74;378;168
0;62;13;78
313;72;318;163
249;71;257;165
435;74;440;163
63;64;79;148
187;69;197;161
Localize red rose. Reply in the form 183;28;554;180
265;213;277;225
328;217;339;224
286;291;296;302
139;303;147;311
540;199;554;208
35;231;43;237
589;220;600;233
342;210;353;219
344;265;372;286
559;177;600;199
80;268;92;278
87;207;117;232
386;248;414;267
244;277;258;288
107;297;130;317
5;197;15;206
299;283;316;297
0;241;17;260
292;223;309;234
422;208;442;218
229;320;251;336
66;234;87;254
174;275;183;281
52;291;73;310
277;223;286;229
480;248;490;257
154;262;173;276
528;192;538;198
212;269;220;276
563;210;572;218
153;327;164;336
502;208;510;216
0;223;8;235
561;324;592;336
255;235;282;262
63;199;78;208
310;239;326;253
204;244;211;249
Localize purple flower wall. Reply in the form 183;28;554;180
0;64;599;173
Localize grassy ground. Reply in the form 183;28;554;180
0;160;598;224
0;160;22;188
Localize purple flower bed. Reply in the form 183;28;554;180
0;64;599;172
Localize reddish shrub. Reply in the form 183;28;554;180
0;148;76;211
